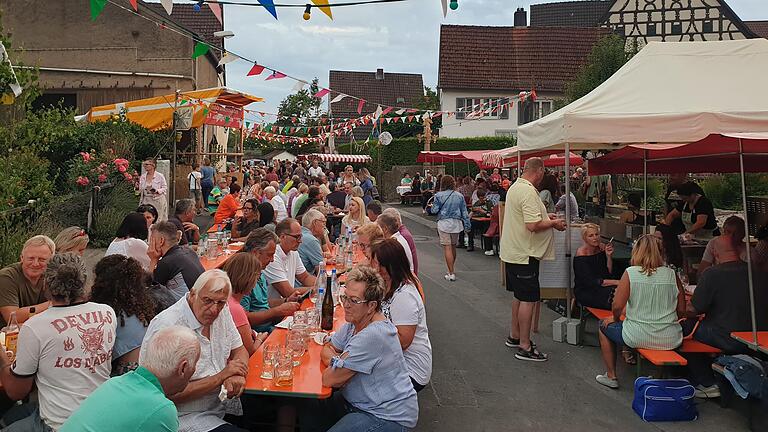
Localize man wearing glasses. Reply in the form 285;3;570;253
263;218;318;299
298;209;327;275
141;269;249;432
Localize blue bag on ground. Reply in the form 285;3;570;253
632;377;698;422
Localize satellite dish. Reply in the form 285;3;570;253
379;131;393;146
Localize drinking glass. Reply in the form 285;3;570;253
274;350;294;386
306;309;320;335
206;239;219;260
287;330;305;367
260;343;278;379
293;311;307;327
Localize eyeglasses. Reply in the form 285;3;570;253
243;206;254;211
339;294;369;306
200;297;227;309
283;232;302;240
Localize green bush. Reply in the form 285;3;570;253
701;174;768;210
0;149;53;211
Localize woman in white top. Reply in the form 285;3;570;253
341;197;370;234
539;173;559;214
371;238;432;391
139;159;168;222
104;212;151;271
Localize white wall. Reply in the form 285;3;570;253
439;89;561;139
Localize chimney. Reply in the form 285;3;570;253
514;7;527;27
375;68;384;80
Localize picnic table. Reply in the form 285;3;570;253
207;209;244;233
730;331;768;354
199;242;243;270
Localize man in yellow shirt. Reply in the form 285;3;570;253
500;157;566;362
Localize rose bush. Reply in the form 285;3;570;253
68;149;139;190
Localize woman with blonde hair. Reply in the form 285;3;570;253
139;159;168;222
356;223;385;266
53;226;89;256
595;235;685;389
341;196;370;234
574;224;618;309
698;215;747;275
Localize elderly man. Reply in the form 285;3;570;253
264;185;288;223
381;208;418;275
501;157;565;362
149;221;205;301
298;209;326;274
376;213;415;273
169;199;201;246
141;270;249;432
0;235;54;327
343;181;355;210
61;326;201;432
208;178;229;213
264;218;318;299
240;229;301;331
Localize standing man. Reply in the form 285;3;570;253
500;158;565;362
189;163;203;213
308;159;324;179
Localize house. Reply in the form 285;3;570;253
2;0;223;114
329;69;424;144
438;14;610;138
261;150;296;164
530;0;760;45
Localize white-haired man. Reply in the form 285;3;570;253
140;270;249;432
381;208;418;275
0;235;55;327
264;186;288;223
62;326;201;431
298;209;326;274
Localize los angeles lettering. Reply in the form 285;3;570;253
50;310;114;334
54;353;110;372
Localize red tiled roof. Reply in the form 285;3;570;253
745;21;768;39
142;1;224;49
531;0;612;28
438;25;611;93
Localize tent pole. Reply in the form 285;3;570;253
517;152;521;178
643;150;648;235
738;138;759;351
565;144;572;320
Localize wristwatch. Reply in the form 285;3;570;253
330;355;345;370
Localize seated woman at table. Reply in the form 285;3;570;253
105;212;151;271
619;193;648;225
231;198;260;242
663;182;720;240
595;235;685;389
698;215;746;276
53;226;90;256
341;197;370;234
321;266;418;431
257;201;276;232
213;183;241;225
654;223;684;270
574;223;619;310
356;223;384;266
90;254;156;376
371;239;432;392
221;252;268;356
400;173;413;187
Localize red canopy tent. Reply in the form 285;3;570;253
416;150;492;168
588;133;768;175
506;152;584;168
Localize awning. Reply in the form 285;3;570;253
482;147;582;168
300;153;372;163
87;87;263;131
506;152;584;168
417;150;493;168
588;133;768;175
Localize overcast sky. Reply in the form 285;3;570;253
218;0;767;115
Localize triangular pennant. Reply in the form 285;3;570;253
356;99;365;115
314;88;330;99
160;0;173;15
129;0;138;11
258;0;278;20
381;106;394;116
407;115;415;122
310;0;333;20
293;80;307;92
218;52;238;67
396;109;406;115
331;94;346;103
208;1;223;24
90;0;108;21
265;71;287;80
192;42;209;59
373;105;383;120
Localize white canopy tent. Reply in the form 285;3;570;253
517;39;768;152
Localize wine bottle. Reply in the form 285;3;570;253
321;273;334;331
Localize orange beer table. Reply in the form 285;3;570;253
730;331;768;354
207;209;244;233
199;243;243;270
244;299;346;399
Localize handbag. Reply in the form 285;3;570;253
632;377;698;422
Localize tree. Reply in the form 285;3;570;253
381;86;441;138
555;34;638;109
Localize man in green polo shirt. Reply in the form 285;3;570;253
61;326;201;432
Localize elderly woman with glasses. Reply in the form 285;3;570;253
231;198;261;241
355;223;384;266
321;266;418;432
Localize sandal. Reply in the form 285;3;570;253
621;348;637;365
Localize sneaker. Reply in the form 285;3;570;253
484;250;495;256
443;273;456;281
505;337;520;348
515;345;548;362
694;384;720;399
596;374;619;389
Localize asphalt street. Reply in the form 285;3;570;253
395;205;749;432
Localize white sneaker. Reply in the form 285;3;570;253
595;374;619;389
694;384;720;399
444;273;456;281
484;250;495;256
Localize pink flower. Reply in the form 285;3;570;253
76;176;90;186
118;165;127;173
123;173;133;182
80;152;91;162
98;174;107;183
99;163;107;169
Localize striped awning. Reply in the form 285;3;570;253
301;153;372;163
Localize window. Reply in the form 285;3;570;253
646;23;657;36
495;129;516;138
396;97;405;104
615;26;626;37
702;20;713;33
455;97;509;120
671;22;682;35
518;100;554;125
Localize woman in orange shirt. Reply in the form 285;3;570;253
214;183;241;225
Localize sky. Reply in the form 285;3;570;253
214;0;768;115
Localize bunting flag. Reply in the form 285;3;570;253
192;42;209;59
265;71;287;80
160;0;173;15
440;0;448;17
259;0;278;20
356;99;365;115
314;88;330;99
373;105;383;121
396;108;406;115
129;0;138;11
331;94;346;103
293;80;307;92
208;0;223;24
381;106;394;116
247;64;265;76
218;52;238;67
311;0;333;20
90;0;108;21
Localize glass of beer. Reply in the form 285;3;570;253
274;349;294;386
260;343;278;380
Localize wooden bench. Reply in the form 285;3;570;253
679;339;722;354
401;192;422;206
585;307;612;321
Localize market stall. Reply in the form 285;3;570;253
416;150;492;168
298;153;372;164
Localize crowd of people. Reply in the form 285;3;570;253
0;160;432;432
